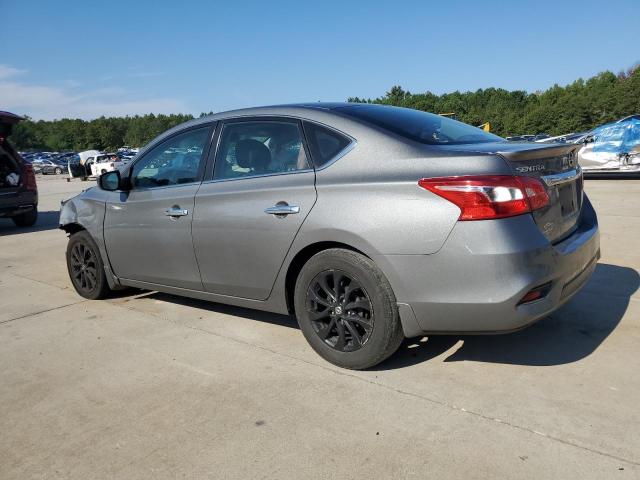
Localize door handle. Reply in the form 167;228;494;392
165;206;189;217
264;203;300;216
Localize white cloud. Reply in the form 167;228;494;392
0;64;190;120
0;65;27;80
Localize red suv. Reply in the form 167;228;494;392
0;112;38;227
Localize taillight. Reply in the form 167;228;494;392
21;164;37;191
418;175;549;221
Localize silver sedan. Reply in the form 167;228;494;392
60;103;599;369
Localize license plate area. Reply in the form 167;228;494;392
558;182;579;218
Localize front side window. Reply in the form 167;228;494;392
213;121;310;180
131;127;210;188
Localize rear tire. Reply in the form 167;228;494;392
12;208;38;227
294;248;404;369
66;230;110;300
55;167;62;174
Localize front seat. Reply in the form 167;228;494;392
236;139;271;174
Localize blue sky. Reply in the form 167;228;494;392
1;0;639;120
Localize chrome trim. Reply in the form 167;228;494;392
314;139;357;172
131;180;202;191
264;204;300;215
201;168;315;185
165;207;189;217
542;167;581;187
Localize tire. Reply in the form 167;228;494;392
294;248;404;369
12;208;38;227
55;167;62;174
66;230;111;300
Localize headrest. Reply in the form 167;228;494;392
236;139;271;172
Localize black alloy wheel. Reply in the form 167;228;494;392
306;269;374;352
69;242;99;294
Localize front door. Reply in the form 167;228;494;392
104;125;213;290
193;119;316;300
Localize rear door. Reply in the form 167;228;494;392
192;118;316;300
104;125;214;290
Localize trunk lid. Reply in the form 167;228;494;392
437;141;583;243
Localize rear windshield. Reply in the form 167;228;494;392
334;104;503;145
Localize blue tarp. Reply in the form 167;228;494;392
591;118;640;154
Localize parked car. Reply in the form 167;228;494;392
68;150;103;180
506;135;537;142
0;112;38;227
80;153;131;178
66;154;86;179
60;103;599;369
40;159;68;175
87;153;116;176
577;117;640;174
117;151;136;161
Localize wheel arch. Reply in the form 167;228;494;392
284;241;368;315
60;222;86;235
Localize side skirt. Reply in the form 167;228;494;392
117;278;291;316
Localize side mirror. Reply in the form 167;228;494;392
98;170;121;191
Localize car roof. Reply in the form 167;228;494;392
191;102;354;123
143;103;365;152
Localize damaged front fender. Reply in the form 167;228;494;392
59;187;123;289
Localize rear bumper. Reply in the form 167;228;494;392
0;204;37;218
375;195;600;336
0;191;38;218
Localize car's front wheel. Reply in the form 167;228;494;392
294;248;404;369
66;231;110;300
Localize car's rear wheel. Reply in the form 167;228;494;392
12;208;38;227
66;231;110;300
55;167;62;174
294;248;404;369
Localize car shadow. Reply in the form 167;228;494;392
125;290;300;330
111;263;637;370
0;210;60;236
372;263;638;370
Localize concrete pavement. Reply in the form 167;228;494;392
1;175;638;479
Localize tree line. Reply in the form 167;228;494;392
11;66;640;151
348;65;640;137
12;113;197;152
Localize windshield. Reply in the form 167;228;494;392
335;104;504;145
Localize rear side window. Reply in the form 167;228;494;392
334;104;503;145
303;122;352;168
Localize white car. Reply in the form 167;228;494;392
86;154;130;177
